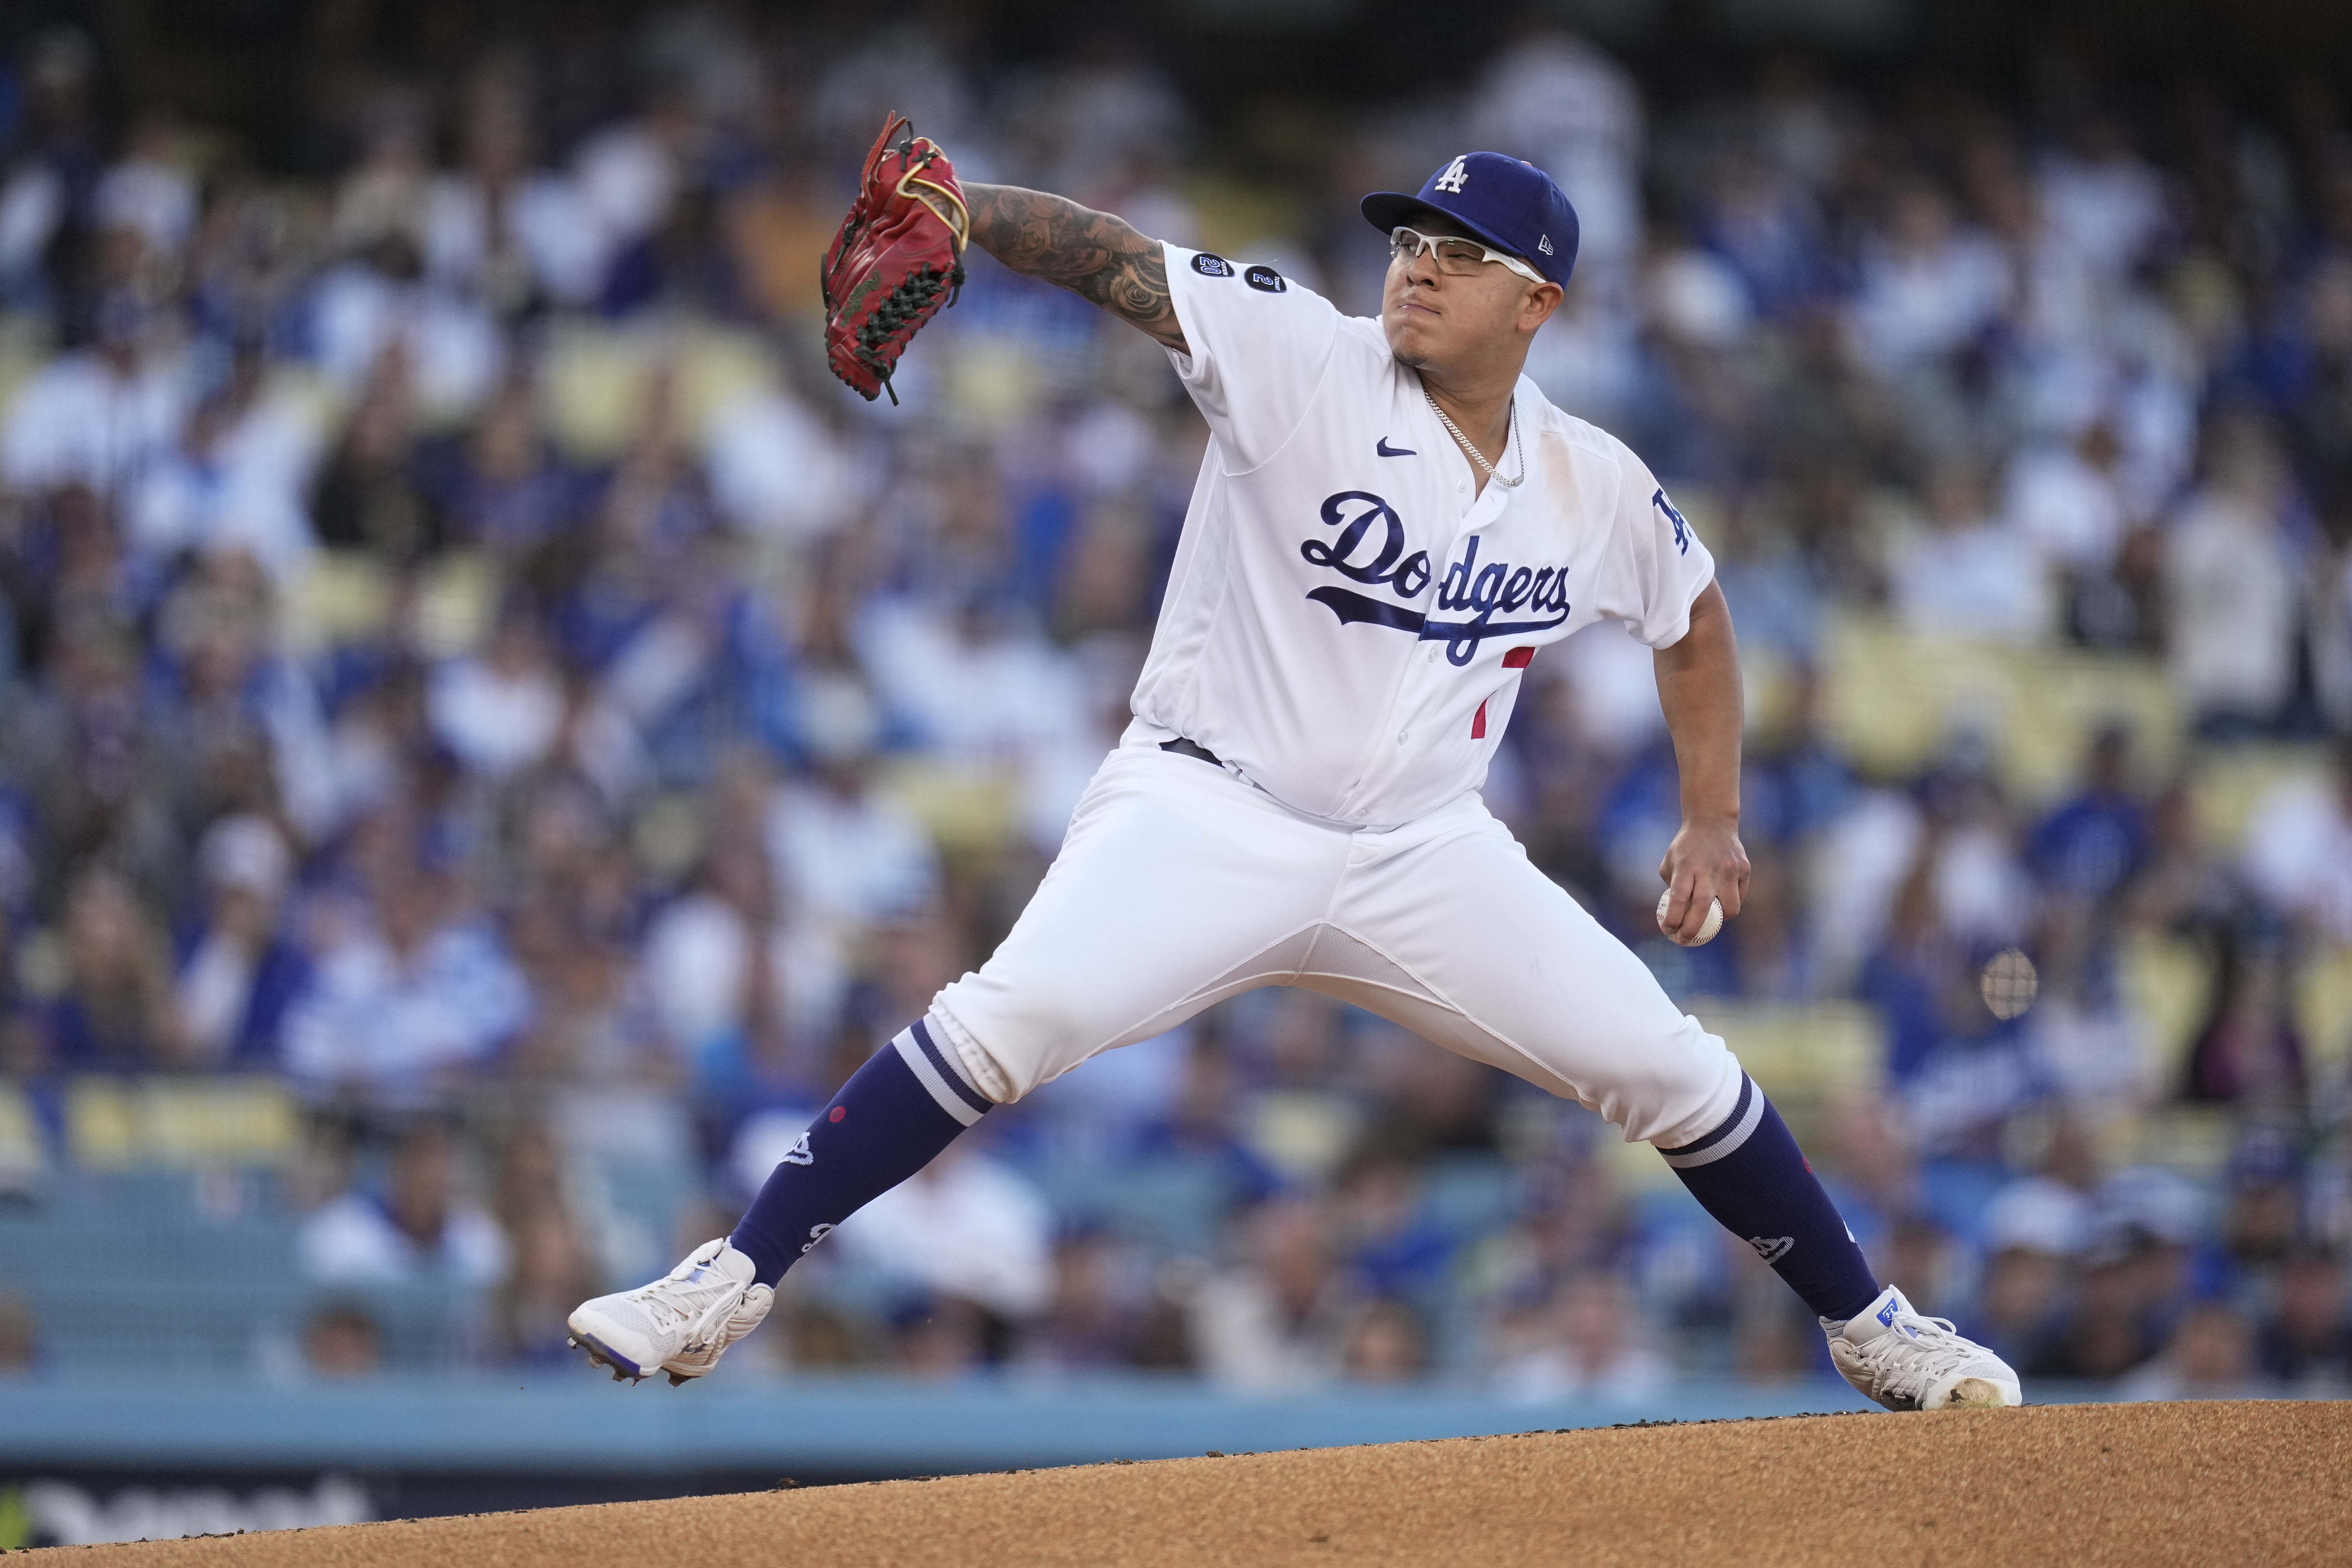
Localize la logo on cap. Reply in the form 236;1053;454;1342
1434;156;1469;193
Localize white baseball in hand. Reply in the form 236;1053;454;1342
1657;890;1723;946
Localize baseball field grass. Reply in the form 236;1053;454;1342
23;1399;2350;1566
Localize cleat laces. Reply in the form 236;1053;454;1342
1854;1310;1983;1401
630;1263;741;1342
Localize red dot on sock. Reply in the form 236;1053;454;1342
829;1106;846;1122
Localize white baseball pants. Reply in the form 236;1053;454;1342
927;739;1746;1149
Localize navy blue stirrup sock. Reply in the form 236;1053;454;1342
728;1018;993;1287
1658;1074;1881;1324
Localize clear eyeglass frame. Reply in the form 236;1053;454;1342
1388;226;1547;285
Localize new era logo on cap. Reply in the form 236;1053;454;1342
1538;235;1554;255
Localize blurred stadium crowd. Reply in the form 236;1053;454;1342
0;6;2351;1400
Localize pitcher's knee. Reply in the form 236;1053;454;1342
925;993;1125;1107
1617;1018;1745;1149
918;1005;1026;1105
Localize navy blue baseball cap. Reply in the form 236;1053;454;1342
1362;152;1579;286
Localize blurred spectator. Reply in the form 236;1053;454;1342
1491;1273;1673;1402
308;350;448;563
281;864;532;1107
1358;1032;1503;1156
1130;1031;1284;1214
1999;419;2144;644
2258;1247;2351;1388
1480;1152;1628;1319
2028;1167;2203;1382
1694;149;1824;326
123;351;319;585
2026;733;2158;1110
311;199;504;419
40;863;180;1071
763;702;941;938
2116;1300;2262;1399
301;1301;385;1378
2241;739;2352;943
0;290;185;500
2028;726;2148;902
1340;1298;1430;1384
2004;419;2136;576
505;914;669;1087
1331;1143;1455;1300
1847;181;2009;375
2182;915;2306;1112
298;1122;509;1286
2037;119;2166;285
2026;1242;2164;1382
434;376;577;556
94;110;195;260
1022;1229;1148;1373
2218;1129;2303;1268
2164;419;2302;734
170;815;309;1069
1192;1197;1354;1391
1888;463;2050;644
645;830;841;1071
423;61;597;313
1974;1177;2091;1364
491;1125;600;1364
427;603;566;781
858;588;1088;790
888;1294;991;1381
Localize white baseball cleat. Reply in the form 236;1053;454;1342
567;1237;773;1387
1824;1285;2023;1411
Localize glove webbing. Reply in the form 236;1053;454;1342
854;260;966;406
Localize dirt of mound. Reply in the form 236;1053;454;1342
26;1400;2352;1568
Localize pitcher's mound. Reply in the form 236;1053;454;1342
27;1399;2352;1567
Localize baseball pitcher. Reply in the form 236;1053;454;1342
568;120;2021;1413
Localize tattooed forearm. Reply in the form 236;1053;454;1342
965;183;1187;353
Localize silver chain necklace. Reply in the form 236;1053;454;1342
1424;388;1525;489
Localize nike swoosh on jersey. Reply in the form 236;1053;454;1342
1375;438;1416;457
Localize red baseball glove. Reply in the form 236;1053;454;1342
821;113;970;404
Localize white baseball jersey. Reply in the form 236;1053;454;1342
1127;245;1716;830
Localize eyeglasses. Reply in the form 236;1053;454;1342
1389;226;1547;285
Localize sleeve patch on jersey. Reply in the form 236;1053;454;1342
1244;264;1287;293
1191;251;1235;278
1503;646;1535;668
1471;699;1489;740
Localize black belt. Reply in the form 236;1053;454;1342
1160;737;1224;768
